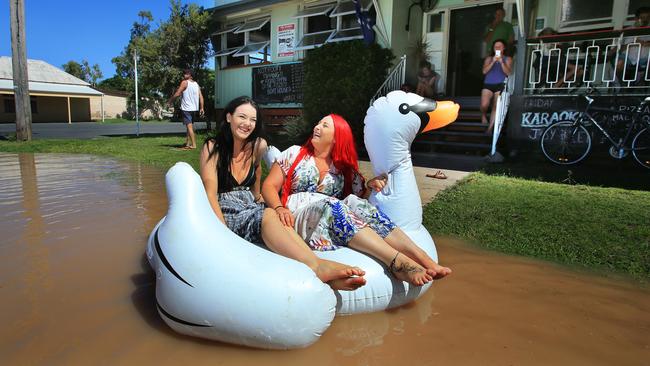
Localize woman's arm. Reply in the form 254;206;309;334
252;138;268;202
427;74;438;88
482;57;495;75
262;163;295;227
362;174;388;199
500;56;513;75
199;141;227;224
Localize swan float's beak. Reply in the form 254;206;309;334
410;98;460;133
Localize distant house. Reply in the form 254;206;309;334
91;88;130;120
0;56;105;123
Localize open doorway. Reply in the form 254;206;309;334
447;3;503;96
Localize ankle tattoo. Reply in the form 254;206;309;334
389;252;422;274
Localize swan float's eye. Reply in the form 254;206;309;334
398;103;410;115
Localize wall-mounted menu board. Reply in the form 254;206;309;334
252;63;304;104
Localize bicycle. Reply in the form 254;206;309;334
539;94;650;169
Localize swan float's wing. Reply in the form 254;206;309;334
146;162;336;349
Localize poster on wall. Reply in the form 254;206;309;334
277;23;295;57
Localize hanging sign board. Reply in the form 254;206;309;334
277;23;295;57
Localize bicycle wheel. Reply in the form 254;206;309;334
632;127;650;169
540;121;592;165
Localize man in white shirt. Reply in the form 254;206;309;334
167;69;204;149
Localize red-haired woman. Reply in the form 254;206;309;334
262;114;451;286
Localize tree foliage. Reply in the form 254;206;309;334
302;41;394;144
97;75;129;92
111;0;215;120
62;60;103;86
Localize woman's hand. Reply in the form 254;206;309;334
367;173;388;192
275;206;295;227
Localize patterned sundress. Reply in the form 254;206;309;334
278;145;396;251
217;159;265;245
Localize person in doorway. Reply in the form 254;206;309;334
415;61;440;98
200;96;366;291
484;7;514;52
168;69;204;150
262;114;451;286
481;39;512;134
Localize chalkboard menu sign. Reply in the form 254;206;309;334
252;63;304;104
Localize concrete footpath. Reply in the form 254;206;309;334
358;161;469;204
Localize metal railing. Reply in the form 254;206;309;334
370;54;406;106
525;28;650;95
490;78;510;157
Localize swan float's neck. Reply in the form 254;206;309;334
370;155;423;232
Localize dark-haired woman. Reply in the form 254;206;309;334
199;96;366;291
480;39;512;134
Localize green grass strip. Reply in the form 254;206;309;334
424;173;650;280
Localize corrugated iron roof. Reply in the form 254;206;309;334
0;79;103;96
0;56;91;86
0;57;102;96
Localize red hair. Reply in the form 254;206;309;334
281;114;364;205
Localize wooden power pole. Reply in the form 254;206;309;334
10;0;32;141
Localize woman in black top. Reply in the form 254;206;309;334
199;96;366;290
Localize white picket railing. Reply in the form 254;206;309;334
525;29;650;95
370;55;406;106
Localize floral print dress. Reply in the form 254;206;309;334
278;145;396;251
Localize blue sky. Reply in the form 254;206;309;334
1;0;213;80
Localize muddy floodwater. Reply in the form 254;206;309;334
0;152;648;365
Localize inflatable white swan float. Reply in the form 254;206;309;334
146;91;459;349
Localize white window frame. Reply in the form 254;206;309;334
293;0;372;52
215;16;271;68
328;27;364;42
556;0;642;32
294;30;335;51
293;3;336;19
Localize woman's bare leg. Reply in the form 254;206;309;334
348;227;433;286
480;89;493;124
260;209;365;290
486;91;500;134
281;226;367;290
383;228;451;279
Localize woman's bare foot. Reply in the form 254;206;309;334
313;259;365;284
423;262;452;279
399;248;452;280
328;276;367;291
388;252;433;286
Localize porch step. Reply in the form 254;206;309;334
411;151;487;171
413;139;492;154
447;121;487;128
428;141;491;149
430;130;487;137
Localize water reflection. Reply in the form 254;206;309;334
18;153;51;332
